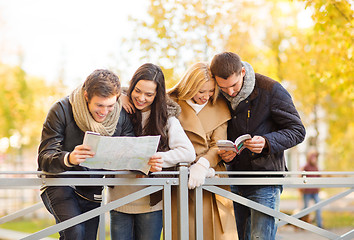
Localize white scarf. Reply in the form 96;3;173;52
186;99;207;114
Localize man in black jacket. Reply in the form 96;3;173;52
210;52;305;240
38;69;134;240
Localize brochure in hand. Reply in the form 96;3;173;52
216;134;251;155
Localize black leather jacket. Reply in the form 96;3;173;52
37;96;134;200
225;73;306;174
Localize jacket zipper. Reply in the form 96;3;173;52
247;109;250;132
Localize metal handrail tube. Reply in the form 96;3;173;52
0;169;353;239
203;186;340;239
22;186;162;240
1;170;353;175
277;188;354;227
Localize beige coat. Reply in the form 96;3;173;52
171;96;238;240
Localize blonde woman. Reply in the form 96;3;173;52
168;62;238;240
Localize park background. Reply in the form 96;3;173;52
0;0;353;238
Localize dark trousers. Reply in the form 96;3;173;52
41;186;101;240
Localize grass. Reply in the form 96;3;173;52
0;218;60;239
279;210;354;229
0;218;158;239
322;211;354;228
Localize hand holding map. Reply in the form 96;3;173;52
81;131;160;174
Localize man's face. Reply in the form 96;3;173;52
85;92;118;123
215;67;245;97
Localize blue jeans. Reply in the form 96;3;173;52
110;210;162;240
41;186;101;240
231;185;282;240
303;193;322;228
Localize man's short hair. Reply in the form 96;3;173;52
83;69;121;101
210;52;243;79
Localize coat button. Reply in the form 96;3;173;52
233;116;237;119
246;100;249;103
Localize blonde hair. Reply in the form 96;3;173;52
168;62;219;104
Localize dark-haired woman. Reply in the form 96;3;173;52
107;63;195;240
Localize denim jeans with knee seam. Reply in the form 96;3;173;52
231;185;282;240
110;209;162;240
41;186;101;240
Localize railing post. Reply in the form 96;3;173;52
194;186;203;240
178;163;189;240
98;187;106;240
163;181;172;240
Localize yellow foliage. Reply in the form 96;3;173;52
0;63;65;152
125;0;353;170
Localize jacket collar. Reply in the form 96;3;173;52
178;100;206;139
248;80;259;101
177;99;231;140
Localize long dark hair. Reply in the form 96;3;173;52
127;63;169;151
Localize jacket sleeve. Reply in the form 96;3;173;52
200;122;228;168
159;116;196;168
37;101;73;173
116;109;135;137
263;83;306;153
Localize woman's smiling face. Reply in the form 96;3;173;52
192;80;215;105
131;80;157;112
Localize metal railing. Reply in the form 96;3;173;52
0;166;353;240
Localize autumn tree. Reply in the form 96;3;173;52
283;0;354;170
125;0;353;170
125;0;234;87
0;62;65;156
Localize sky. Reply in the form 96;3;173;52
0;0;316;91
0;0;146;90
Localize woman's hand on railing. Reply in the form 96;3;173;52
188;158;211;189
206;168;215;178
